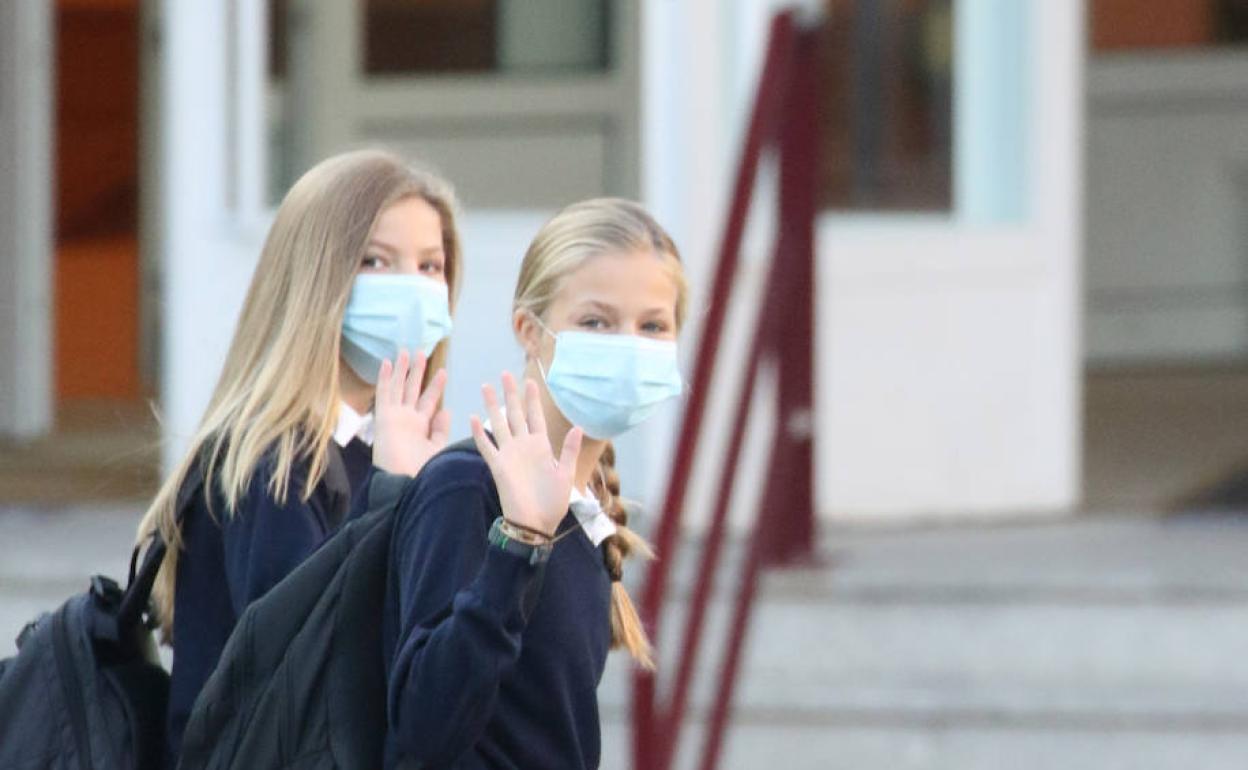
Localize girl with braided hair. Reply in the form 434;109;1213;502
377;198;686;768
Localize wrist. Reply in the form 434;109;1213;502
501;511;555;539
488;517;553;565
372;445;418;477
502;517;554;542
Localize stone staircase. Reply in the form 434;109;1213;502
598;513;1248;769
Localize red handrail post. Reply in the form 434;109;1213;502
699;18;824;765
632;12;798;770
760;21;821;567
632;7;826;769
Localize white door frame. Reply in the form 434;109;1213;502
0;0;54;440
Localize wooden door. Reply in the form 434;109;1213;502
55;0;141;401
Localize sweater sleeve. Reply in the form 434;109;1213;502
387;455;543;765
220;458;334;616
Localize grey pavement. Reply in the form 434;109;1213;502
0;503;141;647
3;505;1247;768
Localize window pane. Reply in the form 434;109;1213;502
819;0;954;211
362;0;610;76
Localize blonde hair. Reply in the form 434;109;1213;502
136;149;463;642
513;198;687;668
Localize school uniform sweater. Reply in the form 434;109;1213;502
164;434;373;765
382;445;614;769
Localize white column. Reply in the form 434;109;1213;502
0;0;54;440
158;0;271;469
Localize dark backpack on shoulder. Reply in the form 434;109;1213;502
173;440;462;770
0;469;204;770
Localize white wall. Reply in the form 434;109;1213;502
1086;52;1248;364
817;225;1080;520
0;0;54;440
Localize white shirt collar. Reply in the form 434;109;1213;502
569;485;619;547
334;401;375;447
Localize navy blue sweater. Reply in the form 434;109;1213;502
382;446;613;769
165;438;373;764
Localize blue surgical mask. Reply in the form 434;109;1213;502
536;319;684;440
341;274;452;384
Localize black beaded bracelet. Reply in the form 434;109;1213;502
500;517;555;543
488;517;553;566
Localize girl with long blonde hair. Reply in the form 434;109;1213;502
369;198;686;768
135;149;463;764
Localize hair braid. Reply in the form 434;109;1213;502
592;442;656;669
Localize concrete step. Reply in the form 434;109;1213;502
595;513;1248;769
599;720;1248;770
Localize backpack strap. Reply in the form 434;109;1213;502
322;441;352;529
118;460;206;631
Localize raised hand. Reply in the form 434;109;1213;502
372;349;451;477
470;371;582;537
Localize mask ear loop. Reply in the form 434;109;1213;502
529;313;558;341
528;312;560;385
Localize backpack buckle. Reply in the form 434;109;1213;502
90;575;122;607
143;604;162;631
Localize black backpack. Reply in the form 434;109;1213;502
174;450;432;770
0;468;204;770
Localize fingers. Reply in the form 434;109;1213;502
482;383;510;445
416;367;448;420
501;371;528;436
375;358;393;402
390;350;410;405
557;426;583;477
523;378;547;438
403;350;428;406
430;409;451;447
469;415;498;462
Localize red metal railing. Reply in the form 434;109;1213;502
633;9;822;770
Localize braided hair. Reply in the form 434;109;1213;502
590;442;656;667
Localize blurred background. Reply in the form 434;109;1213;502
3;0;1248;767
